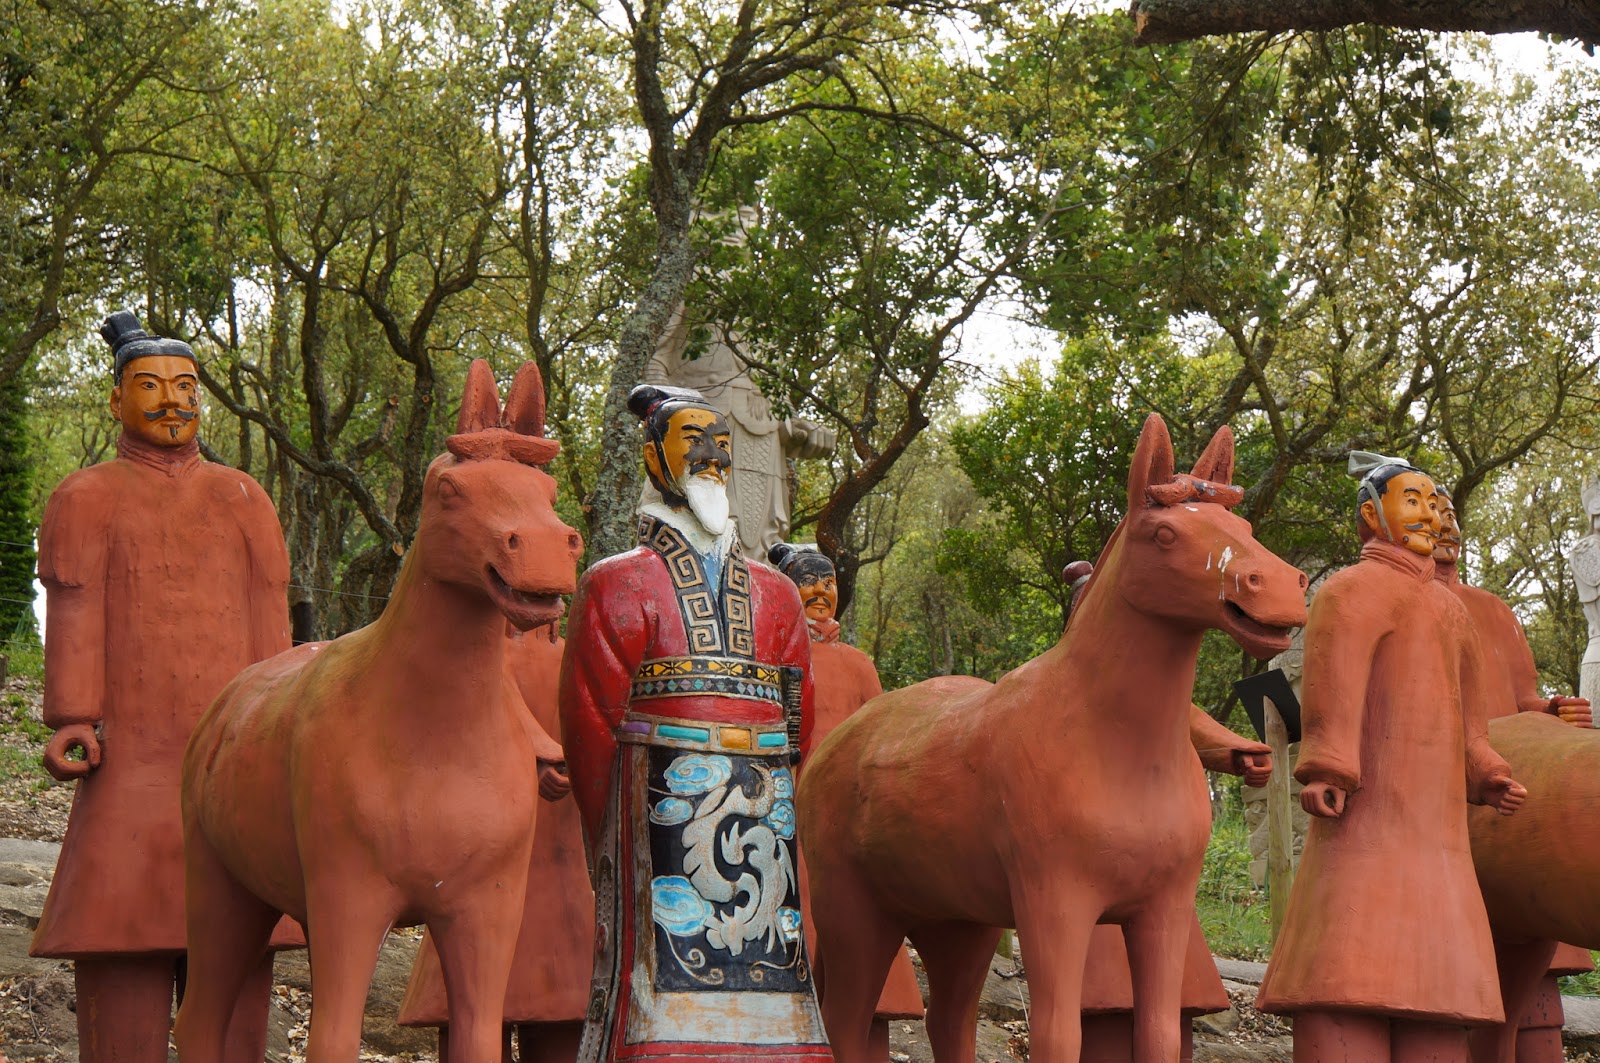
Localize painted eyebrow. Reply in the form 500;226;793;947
1403;487;1423;496
131;370;199;380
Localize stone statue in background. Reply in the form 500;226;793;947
1568;480;1600;706
33;310;299;1063
642;216;835;561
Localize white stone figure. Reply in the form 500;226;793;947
1569;480;1600;706
642;210;836;560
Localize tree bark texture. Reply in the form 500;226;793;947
1129;0;1600;46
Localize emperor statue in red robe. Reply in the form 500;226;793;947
559;384;828;1063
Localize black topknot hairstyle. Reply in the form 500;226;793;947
768;542;835;583
100;310;197;382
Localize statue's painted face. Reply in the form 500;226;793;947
645;407;732;488
797;573;838;623
111;354;201;447
1361;471;1441;558
644;406;734;536
1435;498;1462;565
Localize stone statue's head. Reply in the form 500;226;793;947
769;543;837;622
1349;451;1439;557
101;310;201;448
1432;484;1462;565
630;384;734;535
1583;480;1600;530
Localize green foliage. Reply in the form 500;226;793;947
0;371;36;641
1197;811;1272;961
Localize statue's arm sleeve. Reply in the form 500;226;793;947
1459;621;1513;795
1189;703;1265;773
1501;606;1555;714
238;474;293;662
559;569;640;849
1292;580;1373;793
36;476;109;729
780;417;837;461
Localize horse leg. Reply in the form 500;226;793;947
1123;902;1191;1063
431;894;523;1063
1467;937;1557;1063
301;881;395;1063
908;921;1003;1063
173;828;279;1063
1010;892;1095;1063
809;865;904;1063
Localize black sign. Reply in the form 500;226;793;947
1233;668;1302;744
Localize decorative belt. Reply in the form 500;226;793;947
630;655;784;707
617;710;791;755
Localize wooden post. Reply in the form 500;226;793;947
1265;695;1293;944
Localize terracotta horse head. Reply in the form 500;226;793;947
1074;414;1306;659
414;359;583;632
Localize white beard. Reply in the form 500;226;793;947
683;475;732;537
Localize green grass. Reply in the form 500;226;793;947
0;745;40;782
2;638;43;682
1561;958;1600;997
1197;810;1273;961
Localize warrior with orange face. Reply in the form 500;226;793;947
32;312;298;1063
1258;453;1525;1063
559;385;827;1063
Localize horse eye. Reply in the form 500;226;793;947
1154;524;1178;547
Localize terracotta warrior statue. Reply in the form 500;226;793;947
32;311;298;1062
559;384;827;1063
1257;453;1527;1063
400;620;595;1063
1569;480;1600;706
1430;489;1593;1063
769;543;924;1062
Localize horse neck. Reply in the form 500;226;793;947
1054;530;1204;741
367;545;508;701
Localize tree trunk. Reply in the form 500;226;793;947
1129;0;1600;46
585;229;700;562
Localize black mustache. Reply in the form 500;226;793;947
144;408;197;421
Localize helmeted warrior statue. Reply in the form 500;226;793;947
33;311;298;1063
559;384;827;1063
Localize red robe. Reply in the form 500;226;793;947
797;622;924;1021
559;513;826;1063
1257;539;1509;1022
32;435;298;957
400;626;595;1029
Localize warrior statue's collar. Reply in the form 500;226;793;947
116;431;202;477
1359;537;1435;582
639;496;738;559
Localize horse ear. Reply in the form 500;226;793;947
1190;425;1236;485
457;359;501;434
502;361;548;437
1126;413;1175;511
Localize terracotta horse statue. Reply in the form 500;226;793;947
1468;711;1600;1063
798;414;1308;1063
173;360;583;1063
